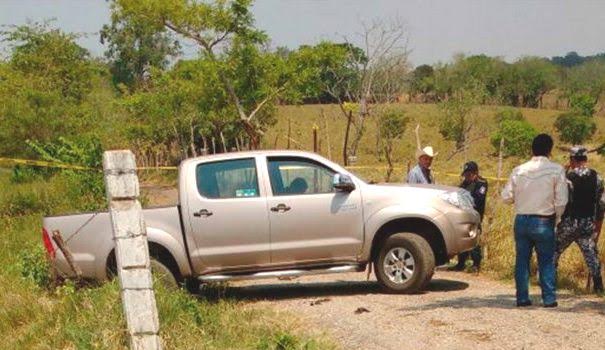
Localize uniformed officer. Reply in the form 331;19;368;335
554;146;604;294
453;161;488;272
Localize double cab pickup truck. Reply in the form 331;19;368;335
43;150;480;293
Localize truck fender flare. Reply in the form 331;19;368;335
362;205;450;265
100;226;192;280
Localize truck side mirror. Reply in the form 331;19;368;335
333;173;356;192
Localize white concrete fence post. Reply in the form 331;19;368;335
103;150;162;350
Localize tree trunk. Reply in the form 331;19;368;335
287;117;291;149
220;131;227;153
343;110;353;166
322;110;332;160
384;143;393;182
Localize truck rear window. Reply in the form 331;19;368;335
196;158;259;199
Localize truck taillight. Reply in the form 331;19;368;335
42;228;56;259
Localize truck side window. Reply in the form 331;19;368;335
196;158;259;199
268;157;335;196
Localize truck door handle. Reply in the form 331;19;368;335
270;203;291;212
193;209;213;217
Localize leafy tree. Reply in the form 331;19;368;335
564;60;605;106
409;64;434;99
569;93;597;117
551;51;584;67
0;23;103;156
288;42;361;103
114;0;291;149
1;22;95;101
510;57;557;108
123;59;227;161
376;109;409;181
555;113;596;144
438;81;485;156
490;120;538;157
101;0;181;90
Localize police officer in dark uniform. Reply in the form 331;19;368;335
453;161;488;272
554;146;604;294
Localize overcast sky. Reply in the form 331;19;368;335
1;0;604;66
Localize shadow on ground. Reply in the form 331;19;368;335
399;293;605;313
197;278;469;302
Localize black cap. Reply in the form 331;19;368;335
569;146;588;160
461;161;479;175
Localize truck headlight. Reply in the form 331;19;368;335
439;189;475;211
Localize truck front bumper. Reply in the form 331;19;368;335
440;208;481;257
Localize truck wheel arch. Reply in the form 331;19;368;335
370;218;448;266
105;242;183;282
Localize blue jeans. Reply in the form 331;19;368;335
514;215;556;305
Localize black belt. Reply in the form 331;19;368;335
520;214;556;219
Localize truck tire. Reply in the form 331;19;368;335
374;232;435;293
150;258;179;290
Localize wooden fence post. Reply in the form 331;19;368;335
103;150;162;350
312;124;318;153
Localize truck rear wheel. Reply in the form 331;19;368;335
150;258;179;290
374;232;435;293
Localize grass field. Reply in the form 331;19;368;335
267;103;605;293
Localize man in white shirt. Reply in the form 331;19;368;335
501;134;568;308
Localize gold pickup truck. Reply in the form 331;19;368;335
43;150;480;294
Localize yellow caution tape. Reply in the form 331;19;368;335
343;165;507;182
0;157;93;170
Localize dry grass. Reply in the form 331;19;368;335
267;103;605;293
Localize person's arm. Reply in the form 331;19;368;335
475;181;487;220
594;175;605;241
501;173;515;204
554;168;569;220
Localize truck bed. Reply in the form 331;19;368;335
43;206;189;280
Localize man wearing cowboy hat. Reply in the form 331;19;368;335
407;146;437;184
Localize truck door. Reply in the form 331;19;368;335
186;157;271;271
265;156;364;264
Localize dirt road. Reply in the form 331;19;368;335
142;187;605;349
221;271;605;350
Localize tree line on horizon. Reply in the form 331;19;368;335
0;0;603;167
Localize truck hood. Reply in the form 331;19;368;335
361;183;463;215
369;183;460;197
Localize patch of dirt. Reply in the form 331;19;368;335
224;271;605;350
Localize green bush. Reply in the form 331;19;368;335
27;137;105;211
494;107;524;124
554;112;596;144
10;165;51;184
490;119;538;157
0;189;59;217
570;93;597;117
17;245;52;289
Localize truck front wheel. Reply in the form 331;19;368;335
374;232;435;293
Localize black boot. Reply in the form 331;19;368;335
593;275;604;296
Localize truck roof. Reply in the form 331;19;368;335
180;150;323;166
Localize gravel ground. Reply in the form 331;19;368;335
221;271;605;350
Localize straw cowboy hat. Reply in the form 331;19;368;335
415;146;438;159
